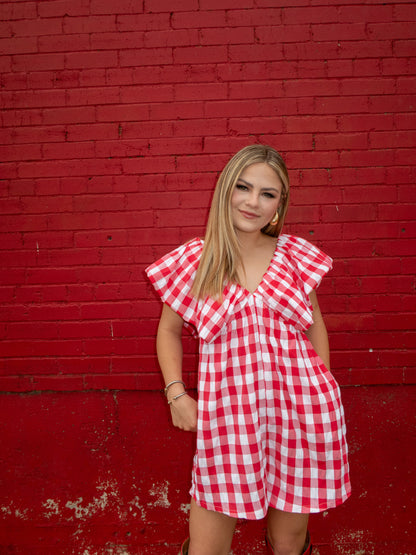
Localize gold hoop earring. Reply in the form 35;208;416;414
270;212;279;226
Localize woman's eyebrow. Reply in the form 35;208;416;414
237;178;281;193
237;178;253;187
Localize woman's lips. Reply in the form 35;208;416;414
240;210;259;219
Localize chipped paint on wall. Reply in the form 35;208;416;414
332;529;376;555
60;477;134;523
148;480;171;509
2;388;415;553
1;502;28;520
80;544;131;555
1;505;12;516
180;503;191;515
127;495;147;520
2;476;173;530
42;498;60;519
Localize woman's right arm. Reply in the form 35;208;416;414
156;303;198;432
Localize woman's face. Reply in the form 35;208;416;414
231;163;283;234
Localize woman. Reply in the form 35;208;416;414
146;145;351;555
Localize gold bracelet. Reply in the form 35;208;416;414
167;391;187;405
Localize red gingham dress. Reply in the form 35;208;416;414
146;234;351;519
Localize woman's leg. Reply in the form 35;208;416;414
266;508;309;555
188;498;237;555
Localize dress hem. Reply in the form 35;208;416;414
190;489;352;521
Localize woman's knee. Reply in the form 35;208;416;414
266;508;309;555
188;499;236;555
266;533;307;555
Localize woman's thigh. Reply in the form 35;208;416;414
266;508;309;555
188;498;237;555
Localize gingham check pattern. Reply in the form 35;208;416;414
146;235;351;519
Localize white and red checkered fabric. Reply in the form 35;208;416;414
146;235;351;519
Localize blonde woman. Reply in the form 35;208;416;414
146;145;351;555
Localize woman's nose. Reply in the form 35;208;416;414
245;191;259;207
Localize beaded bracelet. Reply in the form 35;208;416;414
164;380;186;397
167;391;187;405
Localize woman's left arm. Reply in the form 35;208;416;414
304;289;330;370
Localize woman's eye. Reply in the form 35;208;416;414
236;184;248;191
263;192;275;198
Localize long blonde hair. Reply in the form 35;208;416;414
191;145;290;300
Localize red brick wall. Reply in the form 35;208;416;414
1;3;416;554
1;1;415;392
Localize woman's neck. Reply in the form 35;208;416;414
236;230;270;252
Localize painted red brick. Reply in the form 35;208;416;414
284;41;339;61
1;89;66;109
338;5;394;23
326;59;354;78
120;46;173;66
173;118;226;137
0;2;37;20
90;0;144;15
0;36;37;55
0;1;414;400
62;15;117;34
39;34;90;53
311;23;366;41
201;26;254;45
201;0;254;9
144;29;198;48
66;50;119;70
175;82;227;101
229;43;284;62
227;8;282;27
149;137;203;155
117;12;170;32
38;0;90;18
283;6;338;24
256;24;310;44
174;45;227;64
394;39;416;57
171;10;227;29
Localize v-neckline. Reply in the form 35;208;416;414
196;236;281;296
235;237;280;296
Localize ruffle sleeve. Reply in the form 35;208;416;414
145;239;203;327
257;234;332;332
279;234;333;295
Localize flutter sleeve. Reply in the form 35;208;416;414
283;234;333;295
145;238;202;326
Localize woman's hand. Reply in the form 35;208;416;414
169;393;198;432
156;304;197;431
